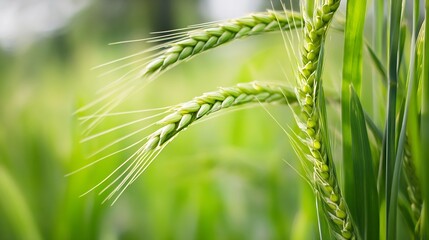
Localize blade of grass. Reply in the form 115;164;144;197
398;193;416;238
391;0;420;238
349;86;379;239
341;0;367;238
385;1;403;239
342;0;366;95
366;42;387;86
419;1;429;238
372;0;386;138
0;166;42;240
372;7;386;236
407;21;425;239
364;112;383;144
373;0;385;58
398;23;408;80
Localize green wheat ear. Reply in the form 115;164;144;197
142;10;303;77
403;137;422;230
81;81;297;204
144;81;296;150
79;10;304;135
402;22;426;236
292;0;356;239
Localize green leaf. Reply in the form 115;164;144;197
419;1;429;238
366;43;387;86
373;0;385;58
341;0;367;238
391;0;421;238
398;194;416;238
407;21;425;239
0;166;42;240
349;86;379;239
364;112;383;145
385;1;403;239
342;0;366;95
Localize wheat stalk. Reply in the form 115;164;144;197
89;81;296;203
143;10;303;76
293;1;356;239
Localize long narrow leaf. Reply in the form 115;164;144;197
373;0;385;58
350;87;379;239
419;1;429;238
385;1;403;239
407;21;425;239
341;0;367;238
0;167;42;240
398;193;416;238
366;43;388;85
392;0;420;238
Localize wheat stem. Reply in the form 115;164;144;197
295;1;356;239
143;10;303;76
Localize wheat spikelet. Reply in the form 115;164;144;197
293;1;356;239
84;81;296;204
143;10;303;76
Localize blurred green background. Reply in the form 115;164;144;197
0;0;323;239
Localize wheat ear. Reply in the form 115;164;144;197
91;81;296;203
80;10;303;134
403;137;422;233
143;10;303;76
402;23;426;235
294;1;356;239
144;81;295;149
80;10;303;135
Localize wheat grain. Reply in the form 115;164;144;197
142;10;303;76
294;1;356;239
